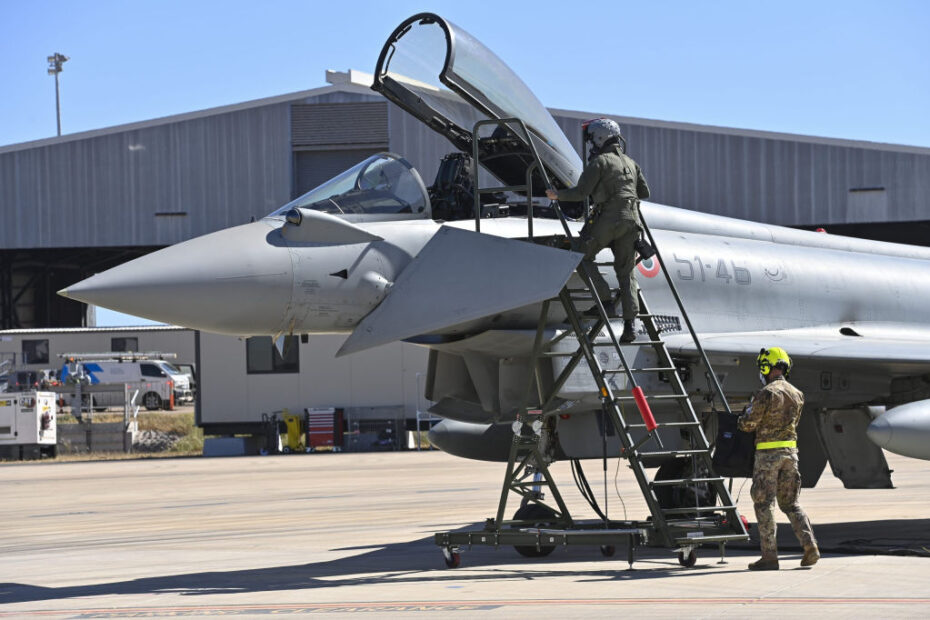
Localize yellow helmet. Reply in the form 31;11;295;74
757;347;791;377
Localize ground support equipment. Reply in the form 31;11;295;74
433;118;749;569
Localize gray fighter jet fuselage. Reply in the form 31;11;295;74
60;13;930;488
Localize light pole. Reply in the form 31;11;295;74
47;52;69;136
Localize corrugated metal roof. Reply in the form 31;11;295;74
0;83;379;154
550;107;930;156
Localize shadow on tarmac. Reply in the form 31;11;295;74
1;519;928;605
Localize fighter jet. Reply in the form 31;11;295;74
60;13;930;486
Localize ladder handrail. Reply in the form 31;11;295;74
470;117;575;240
640;220;734;417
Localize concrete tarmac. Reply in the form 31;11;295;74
1;450;928;618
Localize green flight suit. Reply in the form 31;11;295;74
556;144;650;320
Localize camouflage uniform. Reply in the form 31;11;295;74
555;145;649;321
738;376;817;559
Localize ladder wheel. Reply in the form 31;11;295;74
599;545;616;557
512;503;557;558
442;547;461;569
678;550;697;568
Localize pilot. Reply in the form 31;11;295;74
738;347;820;570
546;118;649;342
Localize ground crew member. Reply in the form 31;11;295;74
738;347;820;570
545;118;649;343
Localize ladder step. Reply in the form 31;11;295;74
603;367;675;374
614;394;688;402
628;421;700;429
650;477;725;487
637;449;709;457
592;340;666;347
662;505;737;515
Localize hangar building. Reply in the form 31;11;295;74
2;69;929;331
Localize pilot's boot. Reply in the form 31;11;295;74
748;556;779;571
583;303;618;319
619;320;636;343
800;545;820;567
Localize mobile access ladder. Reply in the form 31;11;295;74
434;118;749;569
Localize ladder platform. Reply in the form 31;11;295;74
477;185;529;194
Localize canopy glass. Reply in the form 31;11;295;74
373;13;582;190
268;153;430;220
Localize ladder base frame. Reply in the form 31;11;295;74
433;517;746;568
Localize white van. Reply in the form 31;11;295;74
61;359;194;410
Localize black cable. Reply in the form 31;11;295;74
572;459;608;521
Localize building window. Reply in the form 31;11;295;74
246;336;299;374
112;337;139;352
22;339;49;365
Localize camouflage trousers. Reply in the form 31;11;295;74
574;212;640;321
750;447;817;558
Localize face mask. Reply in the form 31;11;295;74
759;372;767;386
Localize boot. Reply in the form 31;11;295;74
583;303;618;319
619;320;636;343
748;556;779;571
801;545;820;567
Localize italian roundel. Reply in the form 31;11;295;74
637;256;660;278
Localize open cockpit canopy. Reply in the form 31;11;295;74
373;12;582;193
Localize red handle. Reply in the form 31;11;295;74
632;386;657;432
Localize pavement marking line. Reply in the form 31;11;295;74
4;597;930;617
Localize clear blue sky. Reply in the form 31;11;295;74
2;0;928;325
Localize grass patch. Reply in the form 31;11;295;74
55;411;204;457
59;411;197;434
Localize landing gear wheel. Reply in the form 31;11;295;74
442;547;461;568
600;545;616;557
512;503;557;558
678;550;697;567
143;392;163;411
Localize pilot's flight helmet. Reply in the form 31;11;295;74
583;118;622;149
757;347;792;377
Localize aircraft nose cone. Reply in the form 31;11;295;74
866;415;892;448
60;221;293;335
